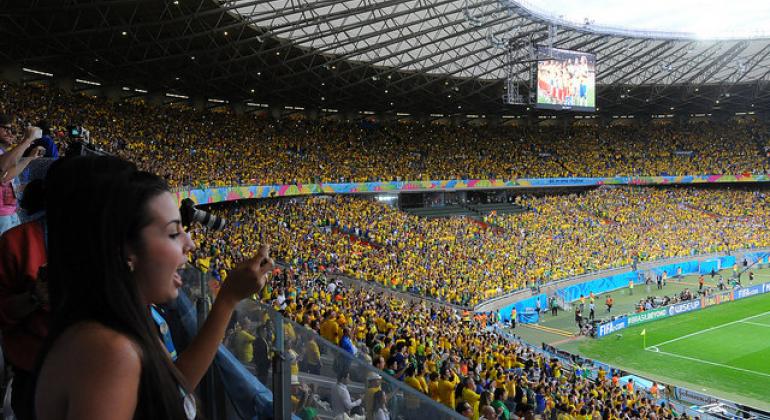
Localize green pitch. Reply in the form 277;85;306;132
567;291;770;410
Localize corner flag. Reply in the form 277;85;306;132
641;329;647;348
640;329;646;336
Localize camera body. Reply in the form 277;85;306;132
66;125;90;142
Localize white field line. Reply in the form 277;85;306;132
649;349;770;379
646;310;770;349
740;321;770;328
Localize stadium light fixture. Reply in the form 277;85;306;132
173;0;179;4
121;31;127;36
224;31;229;36
22;67;53;77
75;78;101;86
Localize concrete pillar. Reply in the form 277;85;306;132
231;102;246;115
102;85;125;102
269;106;282;120
0;64;24;84
53;77;74;93
146;93;165;106
191;97;206;112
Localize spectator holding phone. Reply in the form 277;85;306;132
0;114;45;234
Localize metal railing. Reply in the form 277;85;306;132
180;265;463;420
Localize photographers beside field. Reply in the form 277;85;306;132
635;289;697;313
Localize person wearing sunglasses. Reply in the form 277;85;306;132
0;114;45;235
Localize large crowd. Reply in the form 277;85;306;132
2;79;768;420
191;188;770;306
229;268;679;420
2;81;770;190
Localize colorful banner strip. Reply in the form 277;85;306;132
175;174;770;205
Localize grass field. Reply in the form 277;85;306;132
508;268;770;345
558;291;770;410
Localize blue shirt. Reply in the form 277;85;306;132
340;336;356;355
38;135;59;158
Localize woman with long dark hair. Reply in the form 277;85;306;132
34;155;274;419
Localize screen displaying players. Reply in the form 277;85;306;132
535;47;596;112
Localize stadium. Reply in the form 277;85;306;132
2;0;770;419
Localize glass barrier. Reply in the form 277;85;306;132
226;298;464;420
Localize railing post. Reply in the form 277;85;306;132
271;313;291;420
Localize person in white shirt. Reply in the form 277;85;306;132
327;280;338;294
372;390;389;420
331;368;362;416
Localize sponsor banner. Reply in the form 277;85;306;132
700;290;734;308
627;308;668;326
674;387;720;406
175;174;770;205
597;316;627;338
734;284;764;300
667;300;701;316
519;177;609;187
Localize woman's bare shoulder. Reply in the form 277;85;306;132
36;322;143;420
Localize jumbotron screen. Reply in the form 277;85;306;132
535;47;596;112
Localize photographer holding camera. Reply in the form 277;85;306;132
0;113;45;235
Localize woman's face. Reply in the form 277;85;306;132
130;192;196;305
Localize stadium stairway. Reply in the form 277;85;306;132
330;226;383;249
681;203;721;219
402;205;477;218
466;202;528;216
466;217;504;234
576;204;617;225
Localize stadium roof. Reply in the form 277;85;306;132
3;0;770;116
